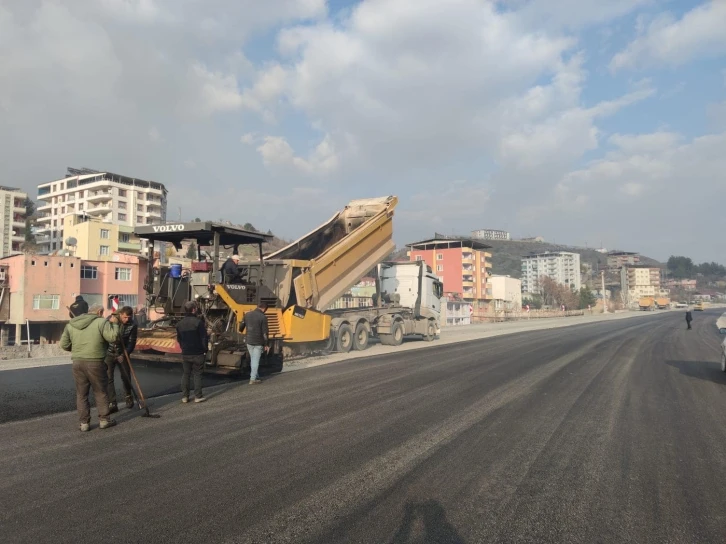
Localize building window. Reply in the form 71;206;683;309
136;216;143;224
436;265;443;272
415;256;423;261
81;265;98;279
436;253;443;260
118;189;126;197
31;260;36;266
118;201;127;210
137;204;144;212
44;261;48;267
33;294;60;310
118;213;127;221
120;233;130;243
100;229;110;239
100;245;110;256
115;267;132;281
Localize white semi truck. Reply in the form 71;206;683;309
326;260;444;352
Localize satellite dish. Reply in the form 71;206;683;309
65;237;77;246
112;255;120;262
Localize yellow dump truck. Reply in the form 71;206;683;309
655;297;670;310
639;296;655;311
133;196;443;373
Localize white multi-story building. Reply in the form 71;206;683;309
0;186;28;258
521;251;581;294
471;228;511;241
35;167;167;253
620;266;664;306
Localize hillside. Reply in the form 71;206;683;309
385;240;662;279
484;240;662;278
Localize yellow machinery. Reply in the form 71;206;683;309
133;196;398;371
214;196;397;348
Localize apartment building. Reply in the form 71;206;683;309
0;252;147;345
35;167;167;253
471;228;511;241
521;251;581;294
63;213;142;260
0;186;27;258
489;275;522;311
407;237;492;314
607;251;640;268
620;266;663;306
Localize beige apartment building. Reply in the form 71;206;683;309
0;186;28;258
35;167;167;253
620;266;666;306
63;214;142;260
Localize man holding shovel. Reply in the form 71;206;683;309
106;306;138;413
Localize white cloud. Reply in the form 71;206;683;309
610;1;726;71
99;0;168;24
253;134;339;175
148;126;163;142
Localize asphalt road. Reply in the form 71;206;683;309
1;310;725;543
0;359;239;423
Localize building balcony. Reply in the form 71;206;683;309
118;240;141;251
12;220;26;230
37;203;51;212
86;204;112;215
86;191;113;203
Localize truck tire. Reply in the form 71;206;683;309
389;321;404;346
424;320;436;342
336;323;353;353
353;322;370;351
722;353;726;373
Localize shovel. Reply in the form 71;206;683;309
121;343;161;418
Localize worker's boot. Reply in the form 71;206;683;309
108;402;119;414
125;395;134;409
80;423;90;432
99;419;117;430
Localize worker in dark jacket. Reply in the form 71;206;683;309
106;306;138;413
686;309;693;330
220;254;241;283
241;302;269;384
69;295;89;318
176;301;209;403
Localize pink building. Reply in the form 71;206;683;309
0;252;147;345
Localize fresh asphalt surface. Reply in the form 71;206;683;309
1;310;725;543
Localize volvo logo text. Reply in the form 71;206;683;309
152;224;186;233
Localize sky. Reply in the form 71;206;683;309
0;0;724;263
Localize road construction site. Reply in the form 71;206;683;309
2;309;726;543
0;308;671;423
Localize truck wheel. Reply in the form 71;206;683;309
424;320;436;342
390;321;404;346
722;353;726;373
336;324;353;353
353;322;370;351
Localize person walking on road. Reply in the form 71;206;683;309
68;295;88;318
241;302;269;385
106;306;138;413
176;301;209;403
686;309;693;330
60;303;120;432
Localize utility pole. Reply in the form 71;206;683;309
602;270;607;313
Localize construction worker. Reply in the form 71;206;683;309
175;301;208;403
68;295;88;318
241;301;269;385
220;254;241;283
106;306;138;413
60;303;120;431
686;309;693;330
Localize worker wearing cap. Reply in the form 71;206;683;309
221;254;241;284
